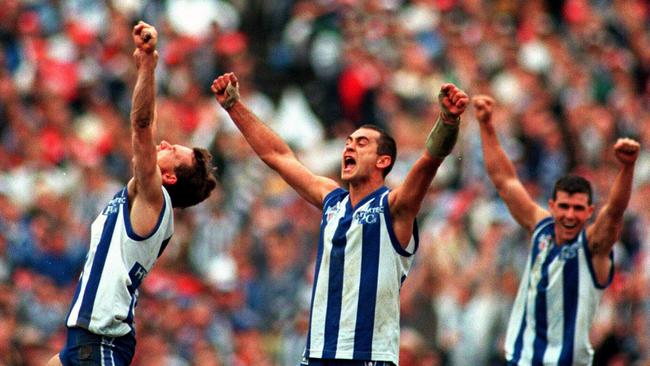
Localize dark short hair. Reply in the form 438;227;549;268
359;124;397;178
164;147;217;208
552;175;593;204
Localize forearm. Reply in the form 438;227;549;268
130;57;157;129
425;115;459;159
226;100;294;163
603;164;635;218
478;121;518;187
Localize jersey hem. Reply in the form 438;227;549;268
305;348;397;364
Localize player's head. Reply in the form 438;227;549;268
341;124;396;183
157;140;217;208
548;175;595;242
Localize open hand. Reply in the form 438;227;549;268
438;83;468;123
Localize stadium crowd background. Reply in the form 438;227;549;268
0;0;648;365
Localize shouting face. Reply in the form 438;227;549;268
341;128;391;183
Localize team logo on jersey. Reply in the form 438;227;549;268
354;206;384;225
560;242;580;260
102;196;126;215
325;203;341;222
538;234;552;252
128;262;148;290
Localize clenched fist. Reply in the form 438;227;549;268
613;138;640;165
132;21;157;53
472;95;495;124
132;21;158;69
438;83;468;123
211;73;240;110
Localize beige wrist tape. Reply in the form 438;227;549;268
222;82;240;110
425;116;459;158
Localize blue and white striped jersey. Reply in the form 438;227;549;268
66;186;174;337
505;217;613;366
305;186;418;365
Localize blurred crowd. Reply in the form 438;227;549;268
0;0;648;365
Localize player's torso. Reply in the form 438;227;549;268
66;187;174;336
306;186;417;364
505;217;609;366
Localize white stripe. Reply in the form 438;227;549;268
573;247;598;364
520;240;552;363
543;254;565;364
335;200;366;359
67;214;108;326
308;197;348;357
504;262;530;360
372;215;401;361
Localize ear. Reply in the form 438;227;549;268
162;172;177;185
548;198;557;215
376;155;391;170
587;204;595;218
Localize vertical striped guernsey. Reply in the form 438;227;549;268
305;186;418;365
66;187;174;337
505;217;614;366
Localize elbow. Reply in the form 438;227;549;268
132;117;153;129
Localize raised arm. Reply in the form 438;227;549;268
211;73;338;208
128;21;165;236
388;84;467;246
472;95;547;233
587;138;640;281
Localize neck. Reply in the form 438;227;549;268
347;178;384;207
554;228;578;245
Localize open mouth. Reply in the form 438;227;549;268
562;222;577;229
343;156;356;172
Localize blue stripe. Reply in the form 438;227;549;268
353;199;381;359
532;245;561;364
511;305;527;364
305;189;344;356
511;221;553;364
77;206;119;327
124;295;137;328
322;201;354;357
558;252;579;365
157;236;172;258
65;273;84;323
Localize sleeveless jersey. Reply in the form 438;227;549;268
505;217;614;366
304;186;418;365
66;186;174;337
